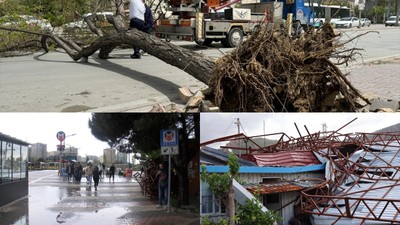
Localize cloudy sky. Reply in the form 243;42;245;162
0;113;109;157
2;113;399;155
200;113;400;147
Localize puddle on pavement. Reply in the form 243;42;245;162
26;186;131;225
53;206;129;224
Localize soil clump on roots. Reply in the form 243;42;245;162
208;24;369;112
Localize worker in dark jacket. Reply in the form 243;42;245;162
93;165;100;190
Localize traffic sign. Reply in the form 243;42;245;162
56;131;66;142
161;146;179;155
160;129;178;147
57;144;65;151
160;129;179;155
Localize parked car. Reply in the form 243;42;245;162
385;16;399;26
0;15;52;30
360;18;371;27
335;17;359;28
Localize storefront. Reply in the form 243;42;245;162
0;132;29;207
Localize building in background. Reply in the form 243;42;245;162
0;132;30;207
46;150;59;162
116;151;128;163
63;146;78;161
103;148;116;165
29;143;47;162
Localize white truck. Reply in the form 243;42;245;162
155;0;284;47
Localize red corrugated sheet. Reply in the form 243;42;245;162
249;151;320;167
245;180;322;195
245;181;304;194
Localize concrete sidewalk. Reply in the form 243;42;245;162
0;170;200;225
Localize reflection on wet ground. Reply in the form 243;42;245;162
0;170;200;225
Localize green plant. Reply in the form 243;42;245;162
237;198;282;225
201;216;229;225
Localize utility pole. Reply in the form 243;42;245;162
234;118;240;134
234;118;241;156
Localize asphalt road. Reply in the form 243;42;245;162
0;24;399;112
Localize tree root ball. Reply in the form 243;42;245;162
208;23;367;112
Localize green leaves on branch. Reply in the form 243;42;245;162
201;164;230;198
237;198;282;225
201;152;240;198
227;153;239;176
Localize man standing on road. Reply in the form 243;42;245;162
129;0;146;59
109;163;116;182
157;162;168;210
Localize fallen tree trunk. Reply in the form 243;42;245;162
0;15;372;112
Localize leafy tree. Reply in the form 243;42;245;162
88;113;199;206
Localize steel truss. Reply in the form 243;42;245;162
201;122;400;224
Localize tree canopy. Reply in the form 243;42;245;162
88;113;200;206
88;113;199;158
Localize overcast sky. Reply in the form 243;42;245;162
200;113;400;147
0;113;109;157
2;113;399;155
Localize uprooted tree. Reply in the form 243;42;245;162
0;12;373;112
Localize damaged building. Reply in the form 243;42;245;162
200;127;400;225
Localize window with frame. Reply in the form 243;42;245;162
20;145;28;179
12;144;21;179
1;141;12;183
201;182;226;215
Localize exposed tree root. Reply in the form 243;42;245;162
208;24;372;112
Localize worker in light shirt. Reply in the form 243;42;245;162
129;0;146;59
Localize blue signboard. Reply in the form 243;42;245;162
160;129;178;147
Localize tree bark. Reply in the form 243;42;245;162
61;15;215;84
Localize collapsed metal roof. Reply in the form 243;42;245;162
244;179;321;195
301;132;400;225
200;119;400;224
250;151;320;167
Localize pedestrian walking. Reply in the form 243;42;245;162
74;162;83;183
98;164;103;180
86;162;94;186
93;165;100;190
101;163;106;178
157;162;168;209
66;161;74;182
109;163;115;182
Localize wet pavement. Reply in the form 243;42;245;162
0;170;200;225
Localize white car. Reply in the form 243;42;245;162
385;16;399;26
360;18;371;27
335;17;359;28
